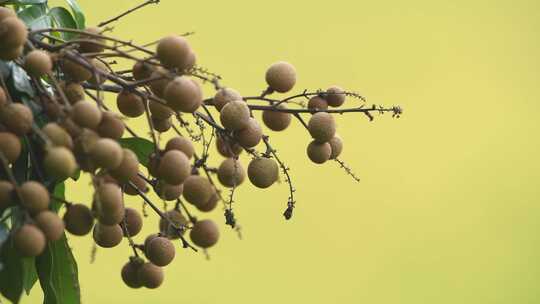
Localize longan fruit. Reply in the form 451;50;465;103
308;96;328;110
159;209;187;239
307;112;336;143
43;146;78;180
156;35;192;69
132;61;153;81
262;104;292;131
94;183;125;225
63;203;94;236
0;87;6;107
71;101;103;129
62;82;85;104
61;58;93;82
78;27;105;53
93;223;123;248
0;17;28;49
145;236;175;267
144;234;159;249
328;135;343;159
42;123;74;149
34;210;65;242
90;138;124;170
158;150;190;185
165;136;194;159
0;103;33;135
217;158;245;188
148;99;173;119
123;207;143;237
196;191;218;213
151;116;172;133
233;118;262;148
137;262;164;289
0;45;23;61
216;136;243;157
324;85;346;107
19;181;50;214
14;224;46;257
148;68;170;97
123;174;149;196
109;149;139;182
0;7;16;23
24;50;52;77
247;157;279;189
155;181;183;201
164;76;202;113
265;61;296;93
0;132;21;163
184;50;197;70
190;219;219;248
121;260;143;289
220;100;250;131
117;90;145;118
0;181;14;210
72;129;99;172
97;112;125;140
88;59;108;85
306;140;331;164
182;175;213;207
213;87;242;111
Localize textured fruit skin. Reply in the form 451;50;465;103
216;136;243;157
123;174;149;196
62;58;93;82
182;175;213;207
14;225;46;257
110;149;139;182
247;157;279;189
24;50;52;77
90;138;124;170
0;132;21;163
137;262;164;289
308;96;328;110
43;147;78;179
307;140;331;164
93;223;123;248
19;181;50;214
217;158;245;188
0;8;16;23
0;103;33;135
220;100;250;131
71;101;103;129
165;136;194;159
155;181;183;201
94;183;125;225
233;118;262;148
148;99;173;119
164;76;202;113
159;209;187;239
213;88;242;111
308;112;336;143
158;150;191;185
265;61;296;93
262;104;292;131
324;85;346;107
132;61;153;81
34;210;65;241
42;123;73;148
196;191;218;213
97;112;125;140
190;219;219;248
145;236;175;266
156;35;192;69
123;207;143;237
62;82;85;104
151;116;172;133
328;135;343;159
0;181;14;210
0;17;28;49
78;27;105;53
117;90;145;117
121;260;143;288
64;204;94;236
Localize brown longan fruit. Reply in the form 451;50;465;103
62;82;85;104
123;174;149;196
90;138;124;170
247;157;279;189
233;118;262;148
148;68;170;97
216;136;243;157
14;224;46;257
123;207;143;237
63;203;94;236
159;209;187;239
43;146;78;180
42;123;73;149
0;45;23;61
93;223;123;248
34;210;65;242
121;260;143;288
265;61;296;93
94;183;125;225
217;158;245;188
0;17;28;49
97;112;125;140
88;59;108;85
0;87;6;107
117;90;145;118
324;85;346;107
0;132;21;163
132;61;153;81
156;35;192;70
182;175;213;207
307;112;336;143
61;58;93;82
145;236;175;267
306;140;331;164
151;116;172;133
109;149;139;182
71;101;103;129
19;181;50;214
262;104;292;131
24;50;52;77
196;191;218;213
158;150;190;185
163;76;202;113
328;135;343;159
184;50;197;70
0;181;14;210
190;219;219;248
78;27;106;53
213;87;242;111
0;103;33;135
0;7;16;23
308;96;328;110
72;128;99;172
220;100;250;131
165;136;194;159
137;262;164;289
148;99;173;119
155;181;183;201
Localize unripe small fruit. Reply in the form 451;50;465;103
0;181;14;210
14;224;46;257
62;58;93;82
19;181;50;214
216;136;243;157
190;219;219;248
308;112;336;143
307;140;331;164
42;123;73;149
24;50;52;77
94;183;125;225
159;209;188;239
165;136;194;159
62;82;85;104
64;203;94;236
247;157;279;189
71;101;103;129
262;104;292;131
117;90;145;117
217;158;245;188
137;262;164;289
158;150;190;185
324;85;346;107
93;223;123;248
220;100;250;131
121;260;143;289
308;96;328;110
265;61;296;93
164;76;202;113
34;210;65;241
78;27;106;53
90;138;124;170
0;132;21;163
0;103;33;135
97;112;125;140
155;181;183;201
145;236;175;267
233;118;262;148
151;116;172;133
182;175;213;207
0;17;28;49
123;207;143;237
43;146;78;180
109;149;139;182
132;61;153;81
148;99;173;119
196;191;218;213
213;88;242;111
156;35;192;69
328;135;343;159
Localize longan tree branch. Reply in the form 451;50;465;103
98;0;161;28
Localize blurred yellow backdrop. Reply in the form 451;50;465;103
15;0;540;303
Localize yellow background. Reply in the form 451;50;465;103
15;0;540;303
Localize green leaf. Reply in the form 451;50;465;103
63;0;85;29
0;238;37;303
48;7;77;40
118;137;154;168
22;257;37;295
2;0;47;4
11;64;34;98
17;4;52;31
50;183;65;212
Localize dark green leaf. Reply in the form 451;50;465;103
50;183;65;213
22;257;37;295
48;7;77;40
11;64;34;97
118;137;154;168
64;0;85;29
71;169;81;181
17;4;52;31
7;0;48;4
0;238;37;303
